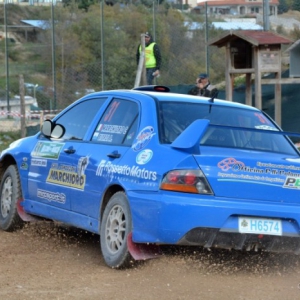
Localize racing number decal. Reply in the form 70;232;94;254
254;113;268;124
104;100;120;122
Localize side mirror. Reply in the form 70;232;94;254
41;119;65;139
41;120;52;137
52;124;65;139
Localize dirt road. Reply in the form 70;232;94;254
1;221;300;300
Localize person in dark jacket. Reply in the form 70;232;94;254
188;73;218;98
136;32;162;85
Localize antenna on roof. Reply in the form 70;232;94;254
208;89;218;103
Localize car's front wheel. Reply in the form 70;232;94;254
100;191;133;269
0;165;24;231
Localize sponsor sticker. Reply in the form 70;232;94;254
20;162;28;170
37;189;66;204
31;141;64;159
31;158;47;167
98;124;128;135
284;177;300;189
132;126;155;152
218;157;245;171
97;133;113;142
217;158;300;186
96;160;157;181
136;149;153;165
46;156;89;190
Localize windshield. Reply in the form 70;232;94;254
159;102;298;155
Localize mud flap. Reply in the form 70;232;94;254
17;199;42;222
127;232;162;261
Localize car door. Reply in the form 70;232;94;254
27;97;108;212
70;97;139;218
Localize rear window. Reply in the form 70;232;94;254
159;102;297;155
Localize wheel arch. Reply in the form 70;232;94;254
100;184;125;224
0;155;17;181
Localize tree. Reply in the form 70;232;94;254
62;0;96;11
2;2;239;109
292;0;300;11
278;0;289;14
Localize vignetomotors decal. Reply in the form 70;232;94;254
96;160;157;181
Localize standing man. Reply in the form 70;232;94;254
188;73;218;98
136;32;162;85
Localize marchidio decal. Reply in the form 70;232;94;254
46;156;89;190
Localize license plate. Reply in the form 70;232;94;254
238;217;282;236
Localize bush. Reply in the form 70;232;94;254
0;131;21;152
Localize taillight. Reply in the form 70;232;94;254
184;171;197;185
166;171;181;183
160;170;213;194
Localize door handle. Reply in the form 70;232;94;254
64;147;76;154
107;151;121;158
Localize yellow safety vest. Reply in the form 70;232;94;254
139;42;156;68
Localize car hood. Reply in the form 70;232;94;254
194;148;300;204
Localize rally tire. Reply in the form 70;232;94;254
0;165;24;231
100;191;133;269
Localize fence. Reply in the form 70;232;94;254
0;108;59;135
0;2;225;112
0;2;299;134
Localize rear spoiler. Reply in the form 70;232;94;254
171;121;300;154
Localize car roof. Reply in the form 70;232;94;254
83;89;259;112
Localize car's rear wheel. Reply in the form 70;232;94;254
0;165;24;231
100;191;133;269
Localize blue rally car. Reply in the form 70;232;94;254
1;85;300;268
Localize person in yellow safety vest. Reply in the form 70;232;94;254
136;32;162;85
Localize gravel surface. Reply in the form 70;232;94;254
1;221;300;299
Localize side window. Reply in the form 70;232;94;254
55;98;107;140
92;99;139;145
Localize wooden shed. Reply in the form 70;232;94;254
209;31;294;125
286;39;300;78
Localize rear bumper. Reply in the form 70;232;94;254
128;190;300;252
178;228;300;254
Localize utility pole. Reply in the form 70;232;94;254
197;0;210;76
205;1;209;75
100;0;105;90
51;1;56;110
4;2;10;114
19;75;26;138
263;0;270;31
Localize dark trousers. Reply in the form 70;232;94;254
146;67;156;85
